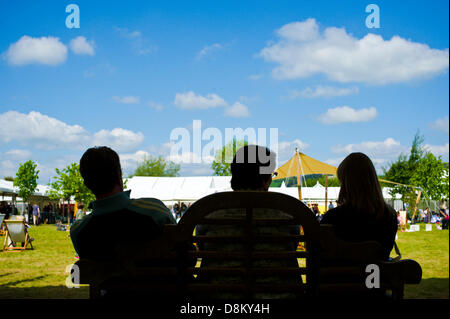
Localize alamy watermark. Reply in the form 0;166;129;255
365;264;380;289
65;264;80;288
169;120;279;174
365;4;380;29
66;4;80;29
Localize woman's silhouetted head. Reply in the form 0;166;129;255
230;145;276;191
337;152;390;218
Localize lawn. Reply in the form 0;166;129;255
0;224;448;299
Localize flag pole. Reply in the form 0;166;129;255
295;148;302;201
324;174;328;212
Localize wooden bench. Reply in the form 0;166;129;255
318;224;422;299
72;191;421;300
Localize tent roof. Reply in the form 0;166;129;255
124;176;401;203
274;152;337;180
0;179;50;198
126;176;232;201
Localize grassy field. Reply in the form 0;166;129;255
0;224;448;299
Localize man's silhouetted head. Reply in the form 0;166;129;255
80;146;123;198
230;145;276;191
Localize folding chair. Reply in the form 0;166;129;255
3;220;34;251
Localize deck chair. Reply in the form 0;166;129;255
0;214;5;236
3;220;34;251
9;215;24;221
318;225;422;299
75;191;321;299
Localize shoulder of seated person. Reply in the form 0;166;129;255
130;197;168;208
128;198;172;217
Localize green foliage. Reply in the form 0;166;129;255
13;160;39;203
3;176;14;182
211;139;247;176
383;153;412;199
130;155;180;177
410;153;449;201
383;130;449;211
47;163;95;206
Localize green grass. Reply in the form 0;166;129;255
0;224;88;298
0;224;448;299
395;226;449;299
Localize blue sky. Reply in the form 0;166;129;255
0;0;448;183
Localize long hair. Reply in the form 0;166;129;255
337;152;393;219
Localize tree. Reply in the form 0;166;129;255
383;131;449;214
211;139;247;176
13;160;39;214
3;176;14;182
130;155;180;177
410;153;449;201
48;163;96;217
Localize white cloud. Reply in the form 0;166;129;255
4;149;32;161
174;91;227;110
197;43;223;59
119;150;150;174
0;111;89;149
331;138;407;166
113;96;140;104
424;143;449;159
318;106;377;124
224;102;250;118
326;156;386;171
83;70;95;78
69;36;95;55
93;128;144;153
0;150;78;183
0;111;144;152
329;138;408;172
0;159;17;179
4;35;67;66
276;139;310;163
148;101;163;111
115;27;156;55
115;27;142;39
325;157;345;167
291;86;359;99
168;152;215;164
430;116;449;134
125;30;142;38
260;18;449;84
248;74;262;80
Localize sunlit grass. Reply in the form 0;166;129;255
395;226;449;299
0;224;447;298
0;224;88;298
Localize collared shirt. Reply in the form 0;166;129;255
70;190;176;260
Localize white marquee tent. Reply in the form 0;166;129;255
124;176;402;208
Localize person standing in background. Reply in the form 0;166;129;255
32;203;40;225
328;201;335;210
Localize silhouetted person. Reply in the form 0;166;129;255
70;146;177;262
321;152;397;260
196;145;301;299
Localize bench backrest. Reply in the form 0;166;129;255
175;191;320;299
318;224;422;299
78;191;321;299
